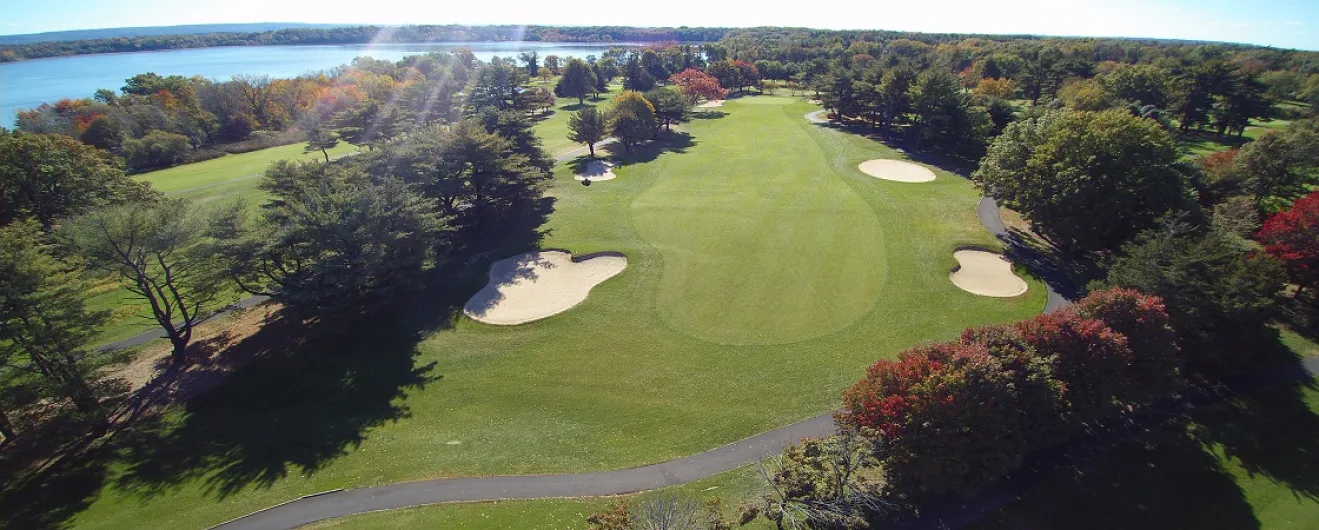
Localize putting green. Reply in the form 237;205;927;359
632;101;886;344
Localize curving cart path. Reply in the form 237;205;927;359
209;117;1077;530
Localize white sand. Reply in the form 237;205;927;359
574;160;617;182
464;251;627;325
696;99;725;108
857;159;937;183
950;250;1028;297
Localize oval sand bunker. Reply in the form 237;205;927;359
950;250;1028;297
858;159;936;183
464;251;627;325
574;160;617;182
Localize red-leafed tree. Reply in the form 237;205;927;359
841;343;1025;496
1075;288;1182;402
1257;190;1319;297
668;68;727;103
1015;311;1132;424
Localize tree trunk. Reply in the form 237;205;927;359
0;409;16;443
578;95;584;105
322;148;330;163
588;143;595;158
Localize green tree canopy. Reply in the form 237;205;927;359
0;131;157;228
973;109;1193;252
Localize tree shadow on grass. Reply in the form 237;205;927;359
603;131;696;166
0;194;556;528
970;422;1262;530
1193;377;1319;503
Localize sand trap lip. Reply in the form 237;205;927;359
805;110;830;124
857;159;937;182
696;99;725;108
574;160;617;181
464;251;627;325
950;250;1028;297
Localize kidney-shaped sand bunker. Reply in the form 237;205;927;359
857;159;937;182
950;250;1028;297
464;251;627;325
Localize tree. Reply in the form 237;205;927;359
334;99;401;150
212;164;443;315
707;60;759;94
543;54;561;74
644;87;690;132
518;51;539;78
622;56;656;92
1236;121;1319;207
468;60;528;111
80;115;124;150
555;58;598;105
608;91;657;152
518;86;556;115
840;342;1027;496
1074;288;1182;403
0;131;157;228
1101;218;1285;369
974;77;1018;99
756;432;891;528
305;124;340;162
1257;190;1319;297
668;68;726;103
973;109;1192;252
909;69;969;148
568;107;608;158
62;200;223;364
0;221;110;415
120;129;192;170
231;73;276;127
1015;311;1133;424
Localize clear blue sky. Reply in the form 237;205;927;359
4;0;1318;51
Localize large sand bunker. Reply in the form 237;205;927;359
696;99;725;109
464;251;627;325
950;250;1028;297
857;159;937;183
574;160;617;182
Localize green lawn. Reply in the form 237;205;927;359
79;142;359;346
534;83;624;157
25;97;1045;530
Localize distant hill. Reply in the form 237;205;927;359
0;23;349;45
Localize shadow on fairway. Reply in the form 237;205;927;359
0;196;556;529
603;131;696;165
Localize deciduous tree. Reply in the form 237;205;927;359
608;91;657;152
1257;190;1319;297
973;109;1192;252
644;87;690;132
0;131;157;228
568;107;607;158
555;58;598;105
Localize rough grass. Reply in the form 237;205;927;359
48;97;1044;530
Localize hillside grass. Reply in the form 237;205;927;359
39;97;1044;530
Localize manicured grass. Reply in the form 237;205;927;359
44;97;1044;529
534;84;623;157
967;331;1319;530
135;142;358;207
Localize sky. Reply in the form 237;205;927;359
3;0;1318;51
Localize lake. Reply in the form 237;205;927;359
0;41;627;125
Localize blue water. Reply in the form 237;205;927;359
0;42;624;126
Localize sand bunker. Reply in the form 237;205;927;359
464;251;627;325
574;160;617;182
857;159;937;182
696;99;725;109
950;250;1028;297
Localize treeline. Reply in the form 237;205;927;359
0;24;731;62
0;50;561;443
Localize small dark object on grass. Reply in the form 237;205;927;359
582;178;592;186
